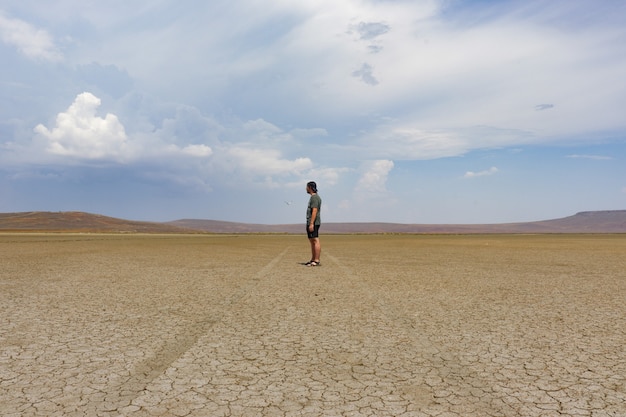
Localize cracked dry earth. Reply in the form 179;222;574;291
1;234;625;417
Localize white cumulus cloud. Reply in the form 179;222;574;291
35;92;128;160
33;92;216;163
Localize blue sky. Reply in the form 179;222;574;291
1;0;625;224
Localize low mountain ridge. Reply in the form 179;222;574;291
0;211;194;233
167;210;626;234
3;210;622;233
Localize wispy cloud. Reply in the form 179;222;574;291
355;21;390;41
566;154;613;160
535;104;554;111
225;147;312;177
0;11;62;61
337;159;396;221
464;167;499;178
352;63;379;86
356;160;394;192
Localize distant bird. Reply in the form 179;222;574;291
284;201;293;206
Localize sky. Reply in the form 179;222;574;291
1;0;625;225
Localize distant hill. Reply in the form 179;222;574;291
168;210;626;234
0;211;194;233
1;210;625;234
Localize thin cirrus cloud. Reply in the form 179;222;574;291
566;154;613;160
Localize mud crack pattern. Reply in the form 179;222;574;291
1;234;625;416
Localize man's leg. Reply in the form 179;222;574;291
309;238;316;261
311;237;320;262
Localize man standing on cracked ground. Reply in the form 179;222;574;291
305;181;322;267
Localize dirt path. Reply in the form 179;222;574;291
1;234;625;416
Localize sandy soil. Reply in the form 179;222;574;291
1;233;625;417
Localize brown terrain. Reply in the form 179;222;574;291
1;210;625;233
2;233;625;416
0;211;194;233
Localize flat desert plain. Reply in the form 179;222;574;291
1;233;625;417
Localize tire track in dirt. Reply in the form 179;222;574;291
125;247;445;416
106;247;291;414
323;253;441;409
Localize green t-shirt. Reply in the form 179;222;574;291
307;194;322;226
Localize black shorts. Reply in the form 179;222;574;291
306;224;320;239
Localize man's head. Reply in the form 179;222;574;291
306;181;317;194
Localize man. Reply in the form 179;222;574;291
305;181;321;267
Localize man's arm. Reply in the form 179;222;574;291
309;207;318;229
